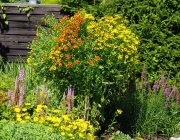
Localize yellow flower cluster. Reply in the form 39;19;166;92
13;103;95;140
13;105;31;123
87;14;139;64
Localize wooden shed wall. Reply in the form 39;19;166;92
0;3;64;62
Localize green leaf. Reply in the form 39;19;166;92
4;20;8;25
27;13;30;17
2;14;6;19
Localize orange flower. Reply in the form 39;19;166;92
77;38;82;45
74;60;79;65
64;47;68;51
95;56;100;61
59;63;62;67
56;59;62;64
87;60;93;65
41;60;44;63
66;62;72;68
42;53;46;57
72;44;78;49
66;54;71;59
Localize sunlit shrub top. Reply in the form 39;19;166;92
27;10;140;96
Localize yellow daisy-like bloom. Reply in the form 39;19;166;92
52;109;60;113
117;109;123;114
33;117;38;122
22;108;27;112
24;116;31;120
61;132;65;136
14;107;21;113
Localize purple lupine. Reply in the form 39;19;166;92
165;102;168;108
153;82;159;90
18;95;23;107
19;68;24;80
164;86;171;96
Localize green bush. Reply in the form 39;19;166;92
0;120;62;140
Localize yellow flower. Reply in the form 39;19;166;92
33;117;38;122
117;109;123;114
79;133;85;138
61;132;65;136
25;116;31;120
25;103;31;106
16;117;22;122
52;109;60;113
68;133;73;137
118;55;123;60
14;107;21;113
22;108;27;112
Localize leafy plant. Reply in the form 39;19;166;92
0;119;62;140
109;131;132;140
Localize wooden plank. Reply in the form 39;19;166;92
1;3;61;8
0;30;36;35
0;42;30;47
1;37;35;42
6;49;29;55
6;15;29;21
6;55;27;62
4;44;30;49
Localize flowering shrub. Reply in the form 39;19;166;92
27;10;139;129
27;10;139;93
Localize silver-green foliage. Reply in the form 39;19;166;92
0;120;62;140
109;131;132;140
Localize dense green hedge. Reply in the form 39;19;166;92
61;0;180;77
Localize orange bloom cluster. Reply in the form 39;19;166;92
49;10;86;70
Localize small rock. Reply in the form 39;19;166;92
170;137;180;140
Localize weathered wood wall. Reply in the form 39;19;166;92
0;3;65;62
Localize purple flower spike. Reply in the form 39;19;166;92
161;76;166;87
19;95;23;107
165;102;168;108
11;92;15;101
164;86;171;96
8;89;11;97
8;100;11;107
42;85;46;94
19;68;24;80
68;102;71;113
172;86;177;93
153;82;159;90
68;86;72;96
14;77;19;91
20;83;25;95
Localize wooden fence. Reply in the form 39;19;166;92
0;3;65;62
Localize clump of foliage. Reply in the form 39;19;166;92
41;0;61;4
0;119;62;140
109;131;132;140
27;10;139;133
121;69;180;138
